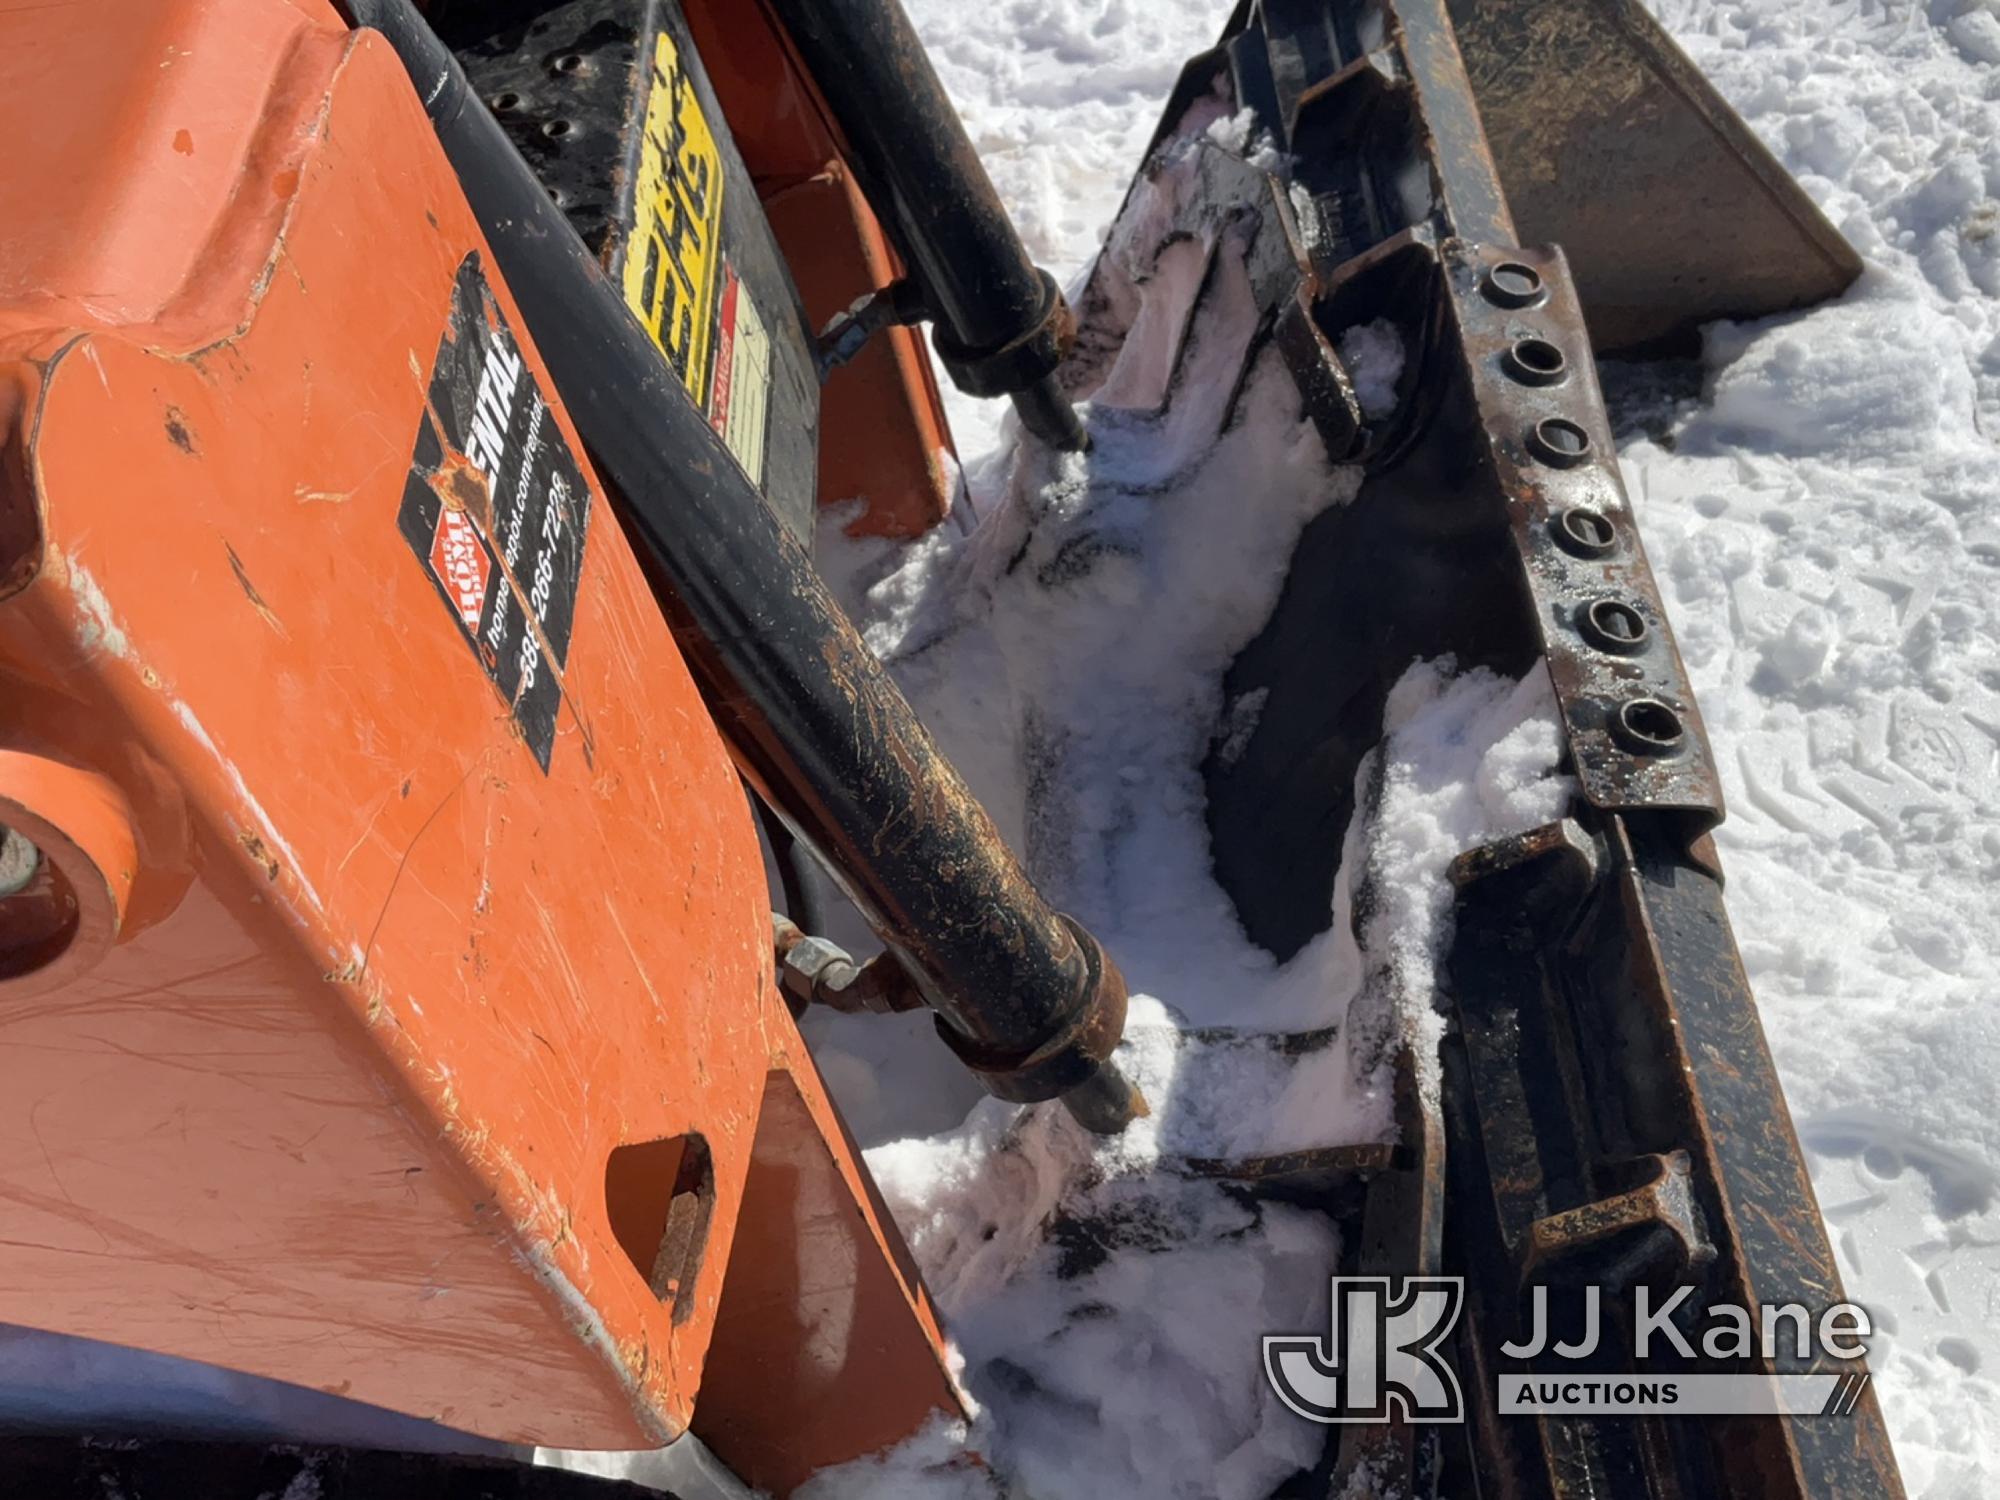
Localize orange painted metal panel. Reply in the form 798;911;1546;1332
763;165;965;538
0;0;957;1481
683;0;960;539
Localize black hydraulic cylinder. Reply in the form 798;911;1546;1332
345;0;1139;1131
762;0;1088;452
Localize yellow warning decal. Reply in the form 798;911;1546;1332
625;31;726;404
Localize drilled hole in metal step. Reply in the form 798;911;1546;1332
1555;506;1616;556
1528;417;1591;467
1482;261;1545;308
1580;597;1649;654
1504;337;1567;385
1614;699;1685;755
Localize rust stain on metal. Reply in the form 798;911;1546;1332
163;406;197;455
413;370;496;534
236;830;280;882
1519;1150;1710;1284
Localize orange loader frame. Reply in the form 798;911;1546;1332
0;1;963;1491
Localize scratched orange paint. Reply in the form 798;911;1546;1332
0;2;957;1491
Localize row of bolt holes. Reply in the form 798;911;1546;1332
491;52;589;198
1483;260;1685;759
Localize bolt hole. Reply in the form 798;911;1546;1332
552;51;586;74
1515;340;1563;373
490;91;522;113
1504;337;1567;385
0;826;37;899
1580;597;1650;654
1615;699;1685;754
1483;261;1545;308
605;1133;714;1325
542;118;574;140
0;825;80;983
1528;417;1592;468
1556;506;1616;556
547;184;567;207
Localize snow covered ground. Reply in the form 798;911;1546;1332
1611;2;2000;1490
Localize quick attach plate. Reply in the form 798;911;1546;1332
1440;238;1722;817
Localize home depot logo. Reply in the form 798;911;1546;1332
429;505;493;632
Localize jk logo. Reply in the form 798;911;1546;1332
1264;1277;1466;1423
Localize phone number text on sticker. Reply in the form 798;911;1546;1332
399;253;591;773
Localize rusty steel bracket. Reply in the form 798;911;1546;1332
1442;816;1903;1498
1517;1150;1711;1294
1439;237;1723;817
1124;1;1902;1494
1201;0;1724;963
1445;0;1863;355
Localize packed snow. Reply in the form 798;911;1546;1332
1;1;1994;1497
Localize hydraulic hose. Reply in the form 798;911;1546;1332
762;0;1089;452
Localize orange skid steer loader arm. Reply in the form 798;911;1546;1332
0;2;960;1491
